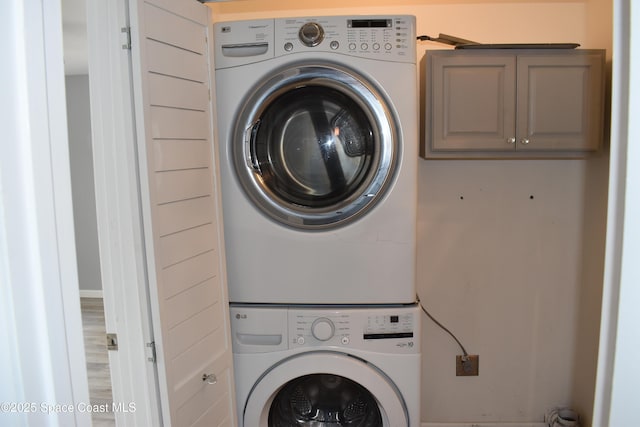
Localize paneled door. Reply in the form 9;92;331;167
429;54;516;152
516;53;605;152
128;0;236;425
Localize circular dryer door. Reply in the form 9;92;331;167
242;351;408;426
233;63;399;230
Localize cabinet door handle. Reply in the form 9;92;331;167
202;373;217;385
507;137;516;144
520;138;530;145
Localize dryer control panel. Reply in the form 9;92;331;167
214;15;416;69
275;16;416;63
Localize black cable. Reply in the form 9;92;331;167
419;301;469;358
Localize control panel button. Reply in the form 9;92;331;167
385;42;392;51
296;336;305;345
361;43;368;51
284;42;294;52
373;43;380;51
348;42;357;50
341;336;350;345
311;318;335;341
299;22;324;47
330;40;340;50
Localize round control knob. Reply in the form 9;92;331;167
311;318;335;341
299;22;324;47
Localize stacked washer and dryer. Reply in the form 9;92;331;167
214;15;420;427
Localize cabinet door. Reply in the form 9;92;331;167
129;0;237;425
516;52;605;151
429;53;516;152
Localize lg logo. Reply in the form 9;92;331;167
235;313;248;319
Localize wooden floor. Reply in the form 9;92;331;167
81;297;115;427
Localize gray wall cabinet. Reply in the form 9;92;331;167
422;49;606;159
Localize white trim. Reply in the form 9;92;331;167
44;0;92;415
0;0;90;425
87;0;161;426
79;290;104;299
592;0;627;423
594;0;640;426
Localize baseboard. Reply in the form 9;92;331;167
422;423;546;427
79;289;103;299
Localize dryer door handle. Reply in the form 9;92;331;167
245;120;262;173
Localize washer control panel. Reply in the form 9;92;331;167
230;304;419;354
288;305;418;353
275;15;415;63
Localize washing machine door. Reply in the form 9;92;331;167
233;63;399;230
242;351;408;426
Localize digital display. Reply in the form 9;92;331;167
390;315;399;323
348;19;392;28
363;332;413;340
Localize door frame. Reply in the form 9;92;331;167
0;0;90;425
592;0;640;425
86;0;162;425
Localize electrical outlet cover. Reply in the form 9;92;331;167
456;355;479;376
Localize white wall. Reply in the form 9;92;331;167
66;74;102;292
417;158;608;424
208;1;611;424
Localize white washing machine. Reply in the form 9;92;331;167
230;304;421;426
213;16;418;304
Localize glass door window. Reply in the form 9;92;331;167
233;63;399;229
252;86;374;209
269;374;382;426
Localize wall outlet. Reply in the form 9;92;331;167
456;354;479;376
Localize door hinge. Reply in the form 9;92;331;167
106;333;118;350
146;341;157;363
121;26;132;50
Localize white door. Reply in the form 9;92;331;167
128;0;236;425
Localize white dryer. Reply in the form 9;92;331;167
214;16;418;304
230;304;421;426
